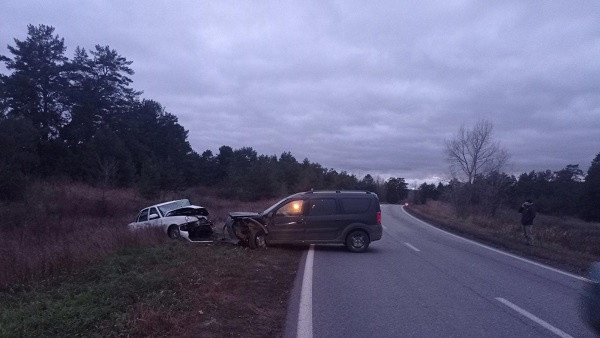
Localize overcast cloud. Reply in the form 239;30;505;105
2;1;599;184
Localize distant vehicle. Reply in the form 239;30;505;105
581;262;600;334
128;199;213;241
225;191;383;252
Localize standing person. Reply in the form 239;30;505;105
518;199;536;245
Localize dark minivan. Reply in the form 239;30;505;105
225;191;383;252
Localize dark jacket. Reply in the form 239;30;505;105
518;202;536;225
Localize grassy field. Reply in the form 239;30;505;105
0;242;302;337
0;182;301;336
407;200;600;274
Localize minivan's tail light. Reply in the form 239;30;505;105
377;211;381;225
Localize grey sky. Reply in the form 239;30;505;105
2;1;599;184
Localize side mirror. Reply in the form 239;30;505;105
149;213;159;220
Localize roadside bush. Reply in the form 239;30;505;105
0;181;158;288
0;169;27;201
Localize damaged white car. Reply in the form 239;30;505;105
128;199;213;241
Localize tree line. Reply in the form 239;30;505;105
0;24;408;202
414;121;600;222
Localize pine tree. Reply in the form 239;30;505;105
2;24;68;139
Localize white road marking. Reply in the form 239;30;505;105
297;245;314;338
495;298;574;338
401;207;591;283
404;242;420;252
382;224;388;230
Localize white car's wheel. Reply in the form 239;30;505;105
168;225;180;239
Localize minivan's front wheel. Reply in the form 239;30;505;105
249;229;267;249
346;230;370;253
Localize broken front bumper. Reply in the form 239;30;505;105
179;219;214;242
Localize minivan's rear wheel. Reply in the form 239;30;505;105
249;229;267;249
345;230;370;253
168;225;180;239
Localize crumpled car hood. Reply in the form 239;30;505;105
166;205;209;217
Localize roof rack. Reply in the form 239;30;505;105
301;190;376;195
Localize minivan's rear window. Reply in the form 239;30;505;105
341;198;371;214
307;198;337;216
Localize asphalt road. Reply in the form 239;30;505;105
285;204;596;338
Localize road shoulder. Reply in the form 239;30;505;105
404;205;595;276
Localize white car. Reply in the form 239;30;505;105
128;199;213;241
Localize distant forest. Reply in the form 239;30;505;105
0;24;409;202
414;156;600;222
1;25;598;221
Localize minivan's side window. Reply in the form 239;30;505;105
138;208;149;222
341;198;371;214
276;200;304;216
307;198;337;216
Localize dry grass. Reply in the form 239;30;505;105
0;181;279;289
0;243;302;337
126;244;302;337
408;200;600;273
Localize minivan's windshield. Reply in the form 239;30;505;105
262;196;292;215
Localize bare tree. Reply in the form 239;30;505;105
97;156;117;189
445;120;509;184
96;156;117;215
